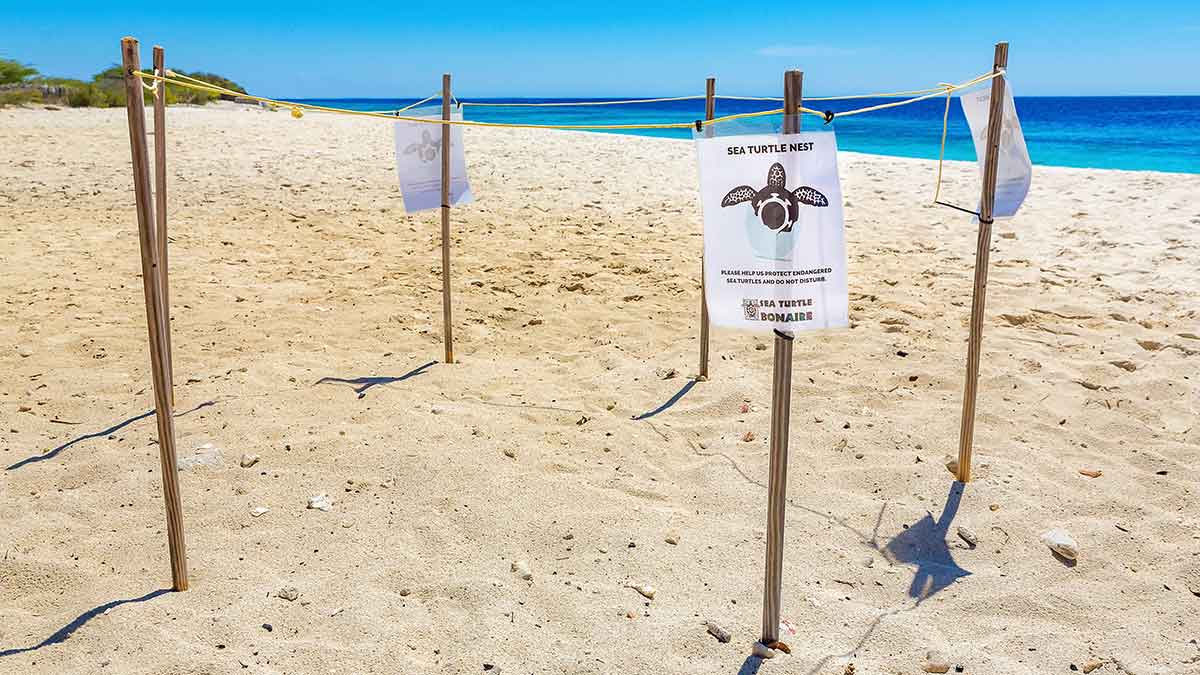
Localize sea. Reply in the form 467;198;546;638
288;96;1200;174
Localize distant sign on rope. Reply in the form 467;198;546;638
961;79;1031;218
393;110;473;213
695;131;848;332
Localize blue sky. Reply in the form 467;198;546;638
3;1;1198;98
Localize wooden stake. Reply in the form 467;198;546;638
152;45;175;407
121;36;188;591
760;68;802;646
440;73;454;364
956;42;1009;483
698;77;715;380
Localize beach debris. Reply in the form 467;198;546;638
923;650;951;673
704;620;731;643
503;448;516;459
628;583;656;600
944;457;960;476
779;619;797;636
16;346;33;358
277;587;299;602
1078;468;1103;478
1041;528;1080;560
742;431;756;443
240;453;260;468
767;641;791;654
843;664;856;675
399;588;411;597
990;503;1001;512
177;442;222;471
250;506;269;518
751;642;776;659
307;494;333;512
956;526;979;547
1081;659;1104;673
739;403;751;414
511;560;533;581
665;534;679;545
656;367;678;380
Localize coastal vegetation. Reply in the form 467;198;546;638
0;57;246;107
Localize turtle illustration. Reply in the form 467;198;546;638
721;162;828;232
404;129;441;162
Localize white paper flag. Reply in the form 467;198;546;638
695;131;848;333
961;80;1031;218
393;110;473;213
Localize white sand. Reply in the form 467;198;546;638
1;103;1198;674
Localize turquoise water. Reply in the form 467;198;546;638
289;96;1200;174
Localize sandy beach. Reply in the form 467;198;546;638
1;102;1198;674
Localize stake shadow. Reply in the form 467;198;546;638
6;400;216;472
0;588;171;657
736;655;763;675
882;481;970;602
632;379;697;421
315;360;436;399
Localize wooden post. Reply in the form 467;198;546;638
440;73;454;364
121;36;188;591
760;69;802;647
152;45;175;407
956;42;1009;483
697;77;715;381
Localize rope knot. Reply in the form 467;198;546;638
822;110;835;125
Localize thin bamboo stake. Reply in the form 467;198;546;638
760;69;802;647
152;45;175;407
440;73;454;364
697;77;715;381
121;36;188;591
956;42;1009;483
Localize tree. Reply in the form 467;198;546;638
0;58;39;85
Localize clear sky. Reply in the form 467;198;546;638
3;1;1198;98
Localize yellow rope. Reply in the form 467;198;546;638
932;86;954;204
137;69;1001;130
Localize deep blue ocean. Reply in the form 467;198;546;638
289;96;1200;174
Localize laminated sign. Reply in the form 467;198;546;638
961;80;1031;218
393;110;473;213
695;131;848;333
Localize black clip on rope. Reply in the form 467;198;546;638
694;119;703;132
822;110;835;125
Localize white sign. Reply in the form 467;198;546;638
393;110;473;213
961;79;1031;218
695;131;848;333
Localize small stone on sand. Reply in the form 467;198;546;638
307;494;333;511
278;587;299;601
1041;528;1079;560
923;650;951;673
250;506;269;518
704;620;730;643
240;453;260;468
511;560;533;581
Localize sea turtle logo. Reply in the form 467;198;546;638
721;162;828;232
404;130;441;162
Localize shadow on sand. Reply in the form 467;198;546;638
632;378;697;421
0;588;171;657
6;400;216;471
315;360;436;399
883;481;971;601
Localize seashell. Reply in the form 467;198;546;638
250;506;269;518
628;584;655;600
307;494;333;511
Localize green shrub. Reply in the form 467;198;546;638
0;58;38;85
